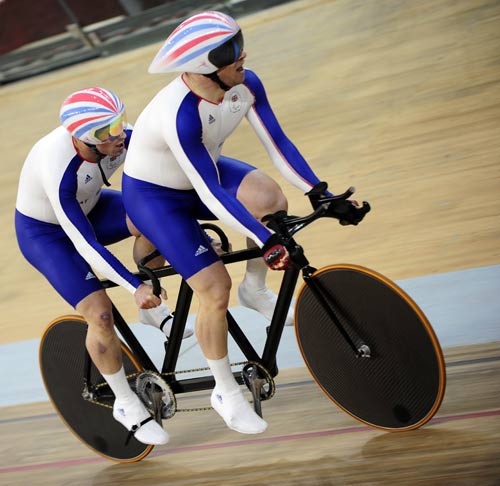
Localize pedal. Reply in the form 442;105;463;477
241;363;275;417
135;371;177;421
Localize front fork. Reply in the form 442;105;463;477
302;266;371;358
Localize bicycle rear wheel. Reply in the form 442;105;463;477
39;316;153;462
295;264;446;431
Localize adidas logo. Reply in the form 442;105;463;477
85;272;96;280
208;114;216;124
84;174;93;184
195;245;208;256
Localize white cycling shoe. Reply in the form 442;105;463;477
113;394;169;445
238;282;294;326
211;387;268;434
139;303;194;338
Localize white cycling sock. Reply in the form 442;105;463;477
102;366;136;403
241;257;268;289
206;355;239;393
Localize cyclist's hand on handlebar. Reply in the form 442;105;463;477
306;182;370;226
337;199;369;226
262;233;291;271
134;283;167;309
332;197;370;225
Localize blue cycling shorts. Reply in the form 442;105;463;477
122;156;256;280
15;189;131;308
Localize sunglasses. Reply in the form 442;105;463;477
94;112;127;143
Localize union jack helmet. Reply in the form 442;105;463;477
59;87;126;145
149;11;244;74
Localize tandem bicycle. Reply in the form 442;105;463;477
39;183;446;462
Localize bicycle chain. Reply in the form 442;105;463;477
84;360;271;414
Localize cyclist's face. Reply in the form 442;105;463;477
217;50;247;88
97;131;126;157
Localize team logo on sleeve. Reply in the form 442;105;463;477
229;93;241;113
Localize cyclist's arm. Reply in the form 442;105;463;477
166;92;272;247
42;155;142;294
244;69;327;194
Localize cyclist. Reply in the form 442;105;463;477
123;11;336;435
14;87;191;446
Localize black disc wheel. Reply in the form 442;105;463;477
295;265;446;431
39;316;153;462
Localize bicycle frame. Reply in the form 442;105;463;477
96;186;370;396
100;246;301;395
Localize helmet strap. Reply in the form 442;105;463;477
203;71;231;91
84;142;101;155
84;143;111;187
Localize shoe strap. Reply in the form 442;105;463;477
159;312;174;332
125;416;154;445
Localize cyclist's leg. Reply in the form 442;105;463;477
122;177;267;434
127;215;165;269
16;210;168;445
186;263;267;434
218;157;294;325
76;290;123;375
76;290;169;445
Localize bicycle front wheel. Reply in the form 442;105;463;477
39;315;153;462
295;264;446;431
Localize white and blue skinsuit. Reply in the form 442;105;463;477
123;69;324;279
15;126;142;306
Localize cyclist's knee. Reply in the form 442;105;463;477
87;308;115;334
203;279;231;311
191;267;232;312
77;291;115;334
239;171;288;218
259;187;286;215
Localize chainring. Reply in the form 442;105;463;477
241;362;275;401
135;370;177;420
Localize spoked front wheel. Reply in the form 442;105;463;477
295;264;446;431
39;316;153;462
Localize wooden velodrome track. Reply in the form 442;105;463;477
1;0;499;484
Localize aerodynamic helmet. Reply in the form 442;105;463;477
59;87;126;145
148;11;244;75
